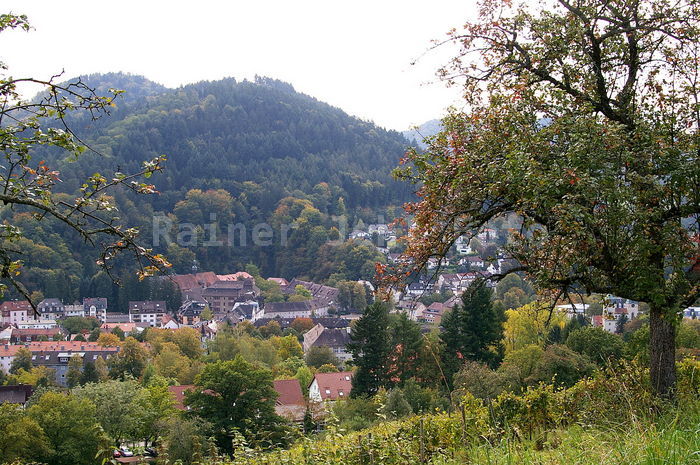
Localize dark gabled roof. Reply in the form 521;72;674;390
178;300;207;317
264;301;314;313
232;304;256;319
284;279;339;303
38;298;63;309
311;318;350;329
312;328;351;349
253;317;296;328
83;297;107;309
408;281;432;290
104;313;132;323
31;350;116;366
0;385;33;405
129;301;167;314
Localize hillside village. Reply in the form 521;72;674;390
2;1;700;464
2;220;696;399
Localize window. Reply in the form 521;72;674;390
325;389;331;395
339;391;344;397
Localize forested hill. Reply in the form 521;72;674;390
10;73;414;304
402;119;442;150
50;73;413;211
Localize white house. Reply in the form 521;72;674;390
232;300;263;322
683;307;700;319
309;371;353;403
597;296;642;333
455;235;473;255
1;301;32;326
263;300;329;319
0;344;21;374
555;303;589;318
83;298;108;322
477;228;498;242
367;224;390;237
64;304;85;318
129;301;167;327
37;299;65;320
17;320;57;330
459;256;486;268
303;324;352;362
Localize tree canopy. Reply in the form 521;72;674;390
0;14;169;309
184;357;286;451
389;0;700;397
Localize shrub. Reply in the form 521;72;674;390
566;326;625;365
527;344;596;388
453;361;516;400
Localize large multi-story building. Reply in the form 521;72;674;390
32;349;118;386
83;298;108;322
0;301;32;326
37;299;65;320
128;301;167;326
201;279;259;313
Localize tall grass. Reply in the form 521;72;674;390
205;361;700;465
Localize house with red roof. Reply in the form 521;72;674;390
273;378;306;421
1;300;33;326
217;272;253;281
168;385;195;410
309;371;353;403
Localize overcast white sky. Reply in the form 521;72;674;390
2;1;477;131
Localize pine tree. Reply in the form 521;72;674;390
387;313;424;386
80;361;99;385
616;314;629;334
348;302;390;397
10;348;32;374
440;281;504;385
66;355;83;388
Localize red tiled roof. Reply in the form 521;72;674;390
273;379;305;406
0;344;23;357
0;300;32;316
101;323;138;332
313;371;353;401
1;342;120;357
427;302;448;313
217;272;253;281
25;341;120;351
12;328;63;336
172;272;218;291
168;385;195;410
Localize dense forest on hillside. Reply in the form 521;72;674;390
3;73;412;306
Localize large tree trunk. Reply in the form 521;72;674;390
648;305;676;398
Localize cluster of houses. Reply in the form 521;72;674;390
167;370;354;422
556;296;646;333
0;271;360;388
171;271;342;325
0;355;355;423
0;340;119;387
